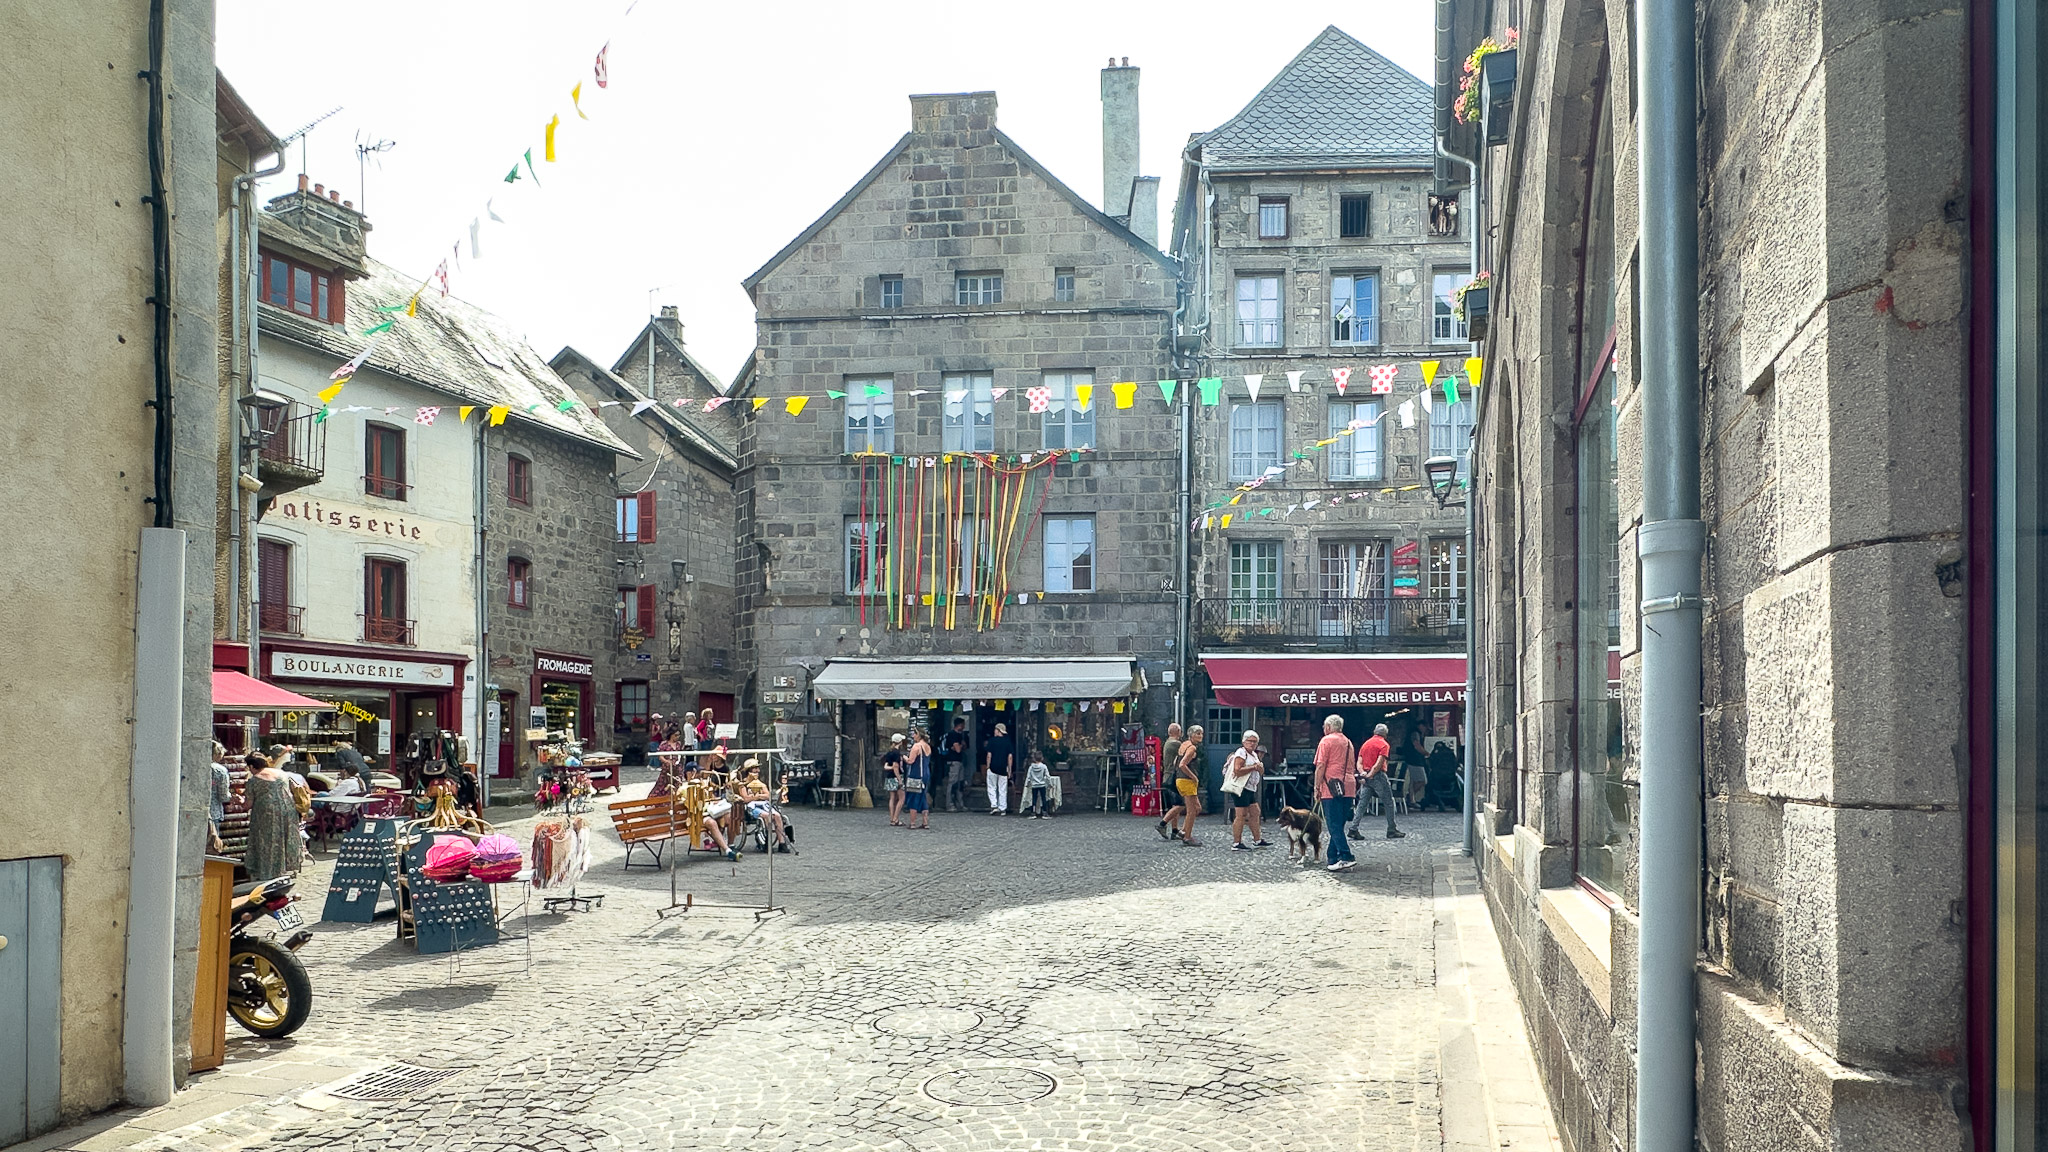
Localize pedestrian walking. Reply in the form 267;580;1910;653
1159;725;1204;845
208;741;232;854
1022;753;1053;818
1348;723;1407;841
1313;716;1358;871
1224;730;1269;851
983;723;1016;814
243;752;304;881
904;729;934;829
940;716;971;811
883;732;907;826
1155;722;1183;830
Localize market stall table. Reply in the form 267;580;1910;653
308;794;376;852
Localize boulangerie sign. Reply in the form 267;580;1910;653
271;651;456;687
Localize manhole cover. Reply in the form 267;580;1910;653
874;1006;983;1037
921;1067;1058;1107
321;1062;463;1102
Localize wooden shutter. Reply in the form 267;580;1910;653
636;584;656;632
637;490;656;543
258;540;289;611
329;277;347;324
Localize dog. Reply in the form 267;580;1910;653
1275;805;1325;865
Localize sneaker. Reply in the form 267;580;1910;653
1156;820;1170;841
1333;859;1357;871
1251;840;1273;848
1346;828;1365;840
1230;842;1251;852
1326;861;1347;872
1386;829;1407;839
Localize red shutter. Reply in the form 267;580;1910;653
330;277;347;324
638;490;656;543
637;584;656;632
258;540;289;610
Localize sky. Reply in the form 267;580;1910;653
218;0;1435;387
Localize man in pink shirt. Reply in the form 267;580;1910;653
1311;715;1358;871
1352;723;1407;841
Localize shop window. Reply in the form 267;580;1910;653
1318;540;1388;636
1340;193;1372;238
955;272;1004;305
846;519;888;593
617;490;656;542
365;423;407;500
362;557;411;645
880;275;903;309
943;373;994;452
1043;516;1095;593
1228;540;1280;623
1327;400;1383;480
1433;270;1474;342
1229;400;1284;480
508;557;531;608
541;679;586;739
1041;371;1095;451
1331;273;1379;345
1235;275;1281;346
845;377;895;453
1258;197;1289;239
507;454;532;505
261;250;344;323
616;681;650;727
257;538;299;633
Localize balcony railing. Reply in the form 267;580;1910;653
249;400;326;500
358;615;416;646
258;603;304;635
1196;596;1466;652
362;474;411;501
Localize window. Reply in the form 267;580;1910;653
880;275;904;309
1043;517;1095;593
1340;194;1372;238
956;273;1004;305
1258;197;1289;238
617;585;656;634
1318;540;1389;636
1229;400;1284;481
617;490;656;542
508;557;531;608
946;519;987;595
1428;538;1466;621
1235;275;1281;346
1228;541;1280;623
1433;270;1474;342
363;558;410;644
257;538;296;633
1327;400;1384;480
845;377;895;453
1331;273;1379;345
1041;372;1095;450
261;251;344;323
943;373;995;452
364;423;406;500
846;520;888;594
1430;392;1475;478
507;454;532;505
1053;268;1076;302
617;681;650;728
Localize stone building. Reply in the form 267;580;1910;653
1171;26;1474;789
1440;0;1996;1148
608;305;741;453
551;339;740;759
736;83;1180;803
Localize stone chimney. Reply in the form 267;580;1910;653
1101;58;1140;220
909;92;998;147
654;304;684;346
263;173;371;276
1127;175;1160;247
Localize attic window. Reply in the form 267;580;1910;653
262;252;344;324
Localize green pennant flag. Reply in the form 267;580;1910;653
826;390;846;400
375;302;408;313
1444;374;1461;405
524;149;542;186
1157;379;1177;405
555;399;577;412
313;407;329;424
1292;451;1306;460
864;383;887;397
505;163;521;184
362;320;395;336
1197;377;1223;406
1069;451;1080;462
525;403;542;413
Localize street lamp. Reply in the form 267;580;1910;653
1424;455;1466;508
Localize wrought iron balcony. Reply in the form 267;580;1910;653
358;614;416;646
248;400;326;502
258;603;304;635
1195;596;1466;652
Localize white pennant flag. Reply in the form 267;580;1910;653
947;389;968;402
1244;373;1263;401
1400;399;1415;428
1287;370;1305;393
1420;389;1434;415
631;400;658;416
486;198;504;223
470;218;482;259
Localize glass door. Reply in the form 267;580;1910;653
1319;540;1388;636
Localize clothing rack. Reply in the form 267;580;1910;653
651;747;789;921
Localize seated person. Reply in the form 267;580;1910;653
738;759;795;853
683;760;741;862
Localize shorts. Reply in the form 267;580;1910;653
1231;787;1263;811
746;800;774;819
884;776;902;792
1175;778;1199;799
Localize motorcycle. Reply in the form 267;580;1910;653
226;876;314;1038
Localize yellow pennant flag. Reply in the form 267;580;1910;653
571;82;589;120
1220;514;1232;528
785;395;809;416
487;405;509;426
1112;701;1125;714
459;405;475;422
1112;381;1137;409
545;115;560;162
406;295;418;317
1229;494;1243;505
1074;383;1095;411
921;594;934;606
752;397;770;412
1419;360;1440;389
316;381;345;405
1465;357;1484;390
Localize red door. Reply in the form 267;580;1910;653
496;691;519;779
698;692;734;726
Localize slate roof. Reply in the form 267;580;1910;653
550;346;738;475
259;256;633;456
1192;25;1436;170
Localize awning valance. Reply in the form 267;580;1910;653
1200;653;1467;708
211;670;334;712
812;658;1139;702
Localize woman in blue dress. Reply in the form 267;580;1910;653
903;727;933;829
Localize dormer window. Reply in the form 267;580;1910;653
261;251;345;323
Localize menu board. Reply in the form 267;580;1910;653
321;817;399;923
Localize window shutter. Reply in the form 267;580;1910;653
258;540;289;609
638;490;656;542
330;278;347;324
637;584;656;632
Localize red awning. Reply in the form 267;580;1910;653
211;670;333;712
1200;653;1468;708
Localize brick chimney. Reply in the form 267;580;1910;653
909;92;998;148
263;174;371;276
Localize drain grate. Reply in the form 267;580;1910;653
322;1062;464;1102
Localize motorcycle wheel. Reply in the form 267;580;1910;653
227;936;313;1038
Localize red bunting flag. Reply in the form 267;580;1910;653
1026;386;1052;413
595;43;610;88
1331;367;1353;395
1369;364;1399;394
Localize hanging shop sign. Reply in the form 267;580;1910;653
535;653;594;678
271;650;456;688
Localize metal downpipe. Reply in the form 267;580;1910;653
1635;0;1705;1143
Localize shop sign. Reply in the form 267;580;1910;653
271;650;455;687
1273;687;1465;705
274;498;435;543
535;654;594;678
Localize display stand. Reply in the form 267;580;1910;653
533;815;602;913
320;816;401;923
652;747;788;922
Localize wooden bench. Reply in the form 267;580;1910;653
608;795;688;869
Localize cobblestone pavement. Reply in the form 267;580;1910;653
21;783;1559;1152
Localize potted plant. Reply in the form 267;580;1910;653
1454;272;1493;339
1454;29;1520;130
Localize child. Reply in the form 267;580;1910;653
1022;754;1053;819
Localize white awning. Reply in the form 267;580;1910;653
811;658;1139;701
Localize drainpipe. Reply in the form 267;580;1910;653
1635;0;1705;1144
475;420;491;808
232;146;285;670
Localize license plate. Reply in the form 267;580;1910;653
272;903;305;931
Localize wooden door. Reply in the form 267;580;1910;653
188;857;233;1072
0;856;61;1146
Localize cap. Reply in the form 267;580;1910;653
995;723;1008;735
743;757;762;770
891;733;906;744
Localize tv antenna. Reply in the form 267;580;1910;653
277;106;344;182
355;132;398;214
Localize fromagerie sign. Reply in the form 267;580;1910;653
272;651;455;687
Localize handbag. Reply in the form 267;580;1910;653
904;774;926;793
